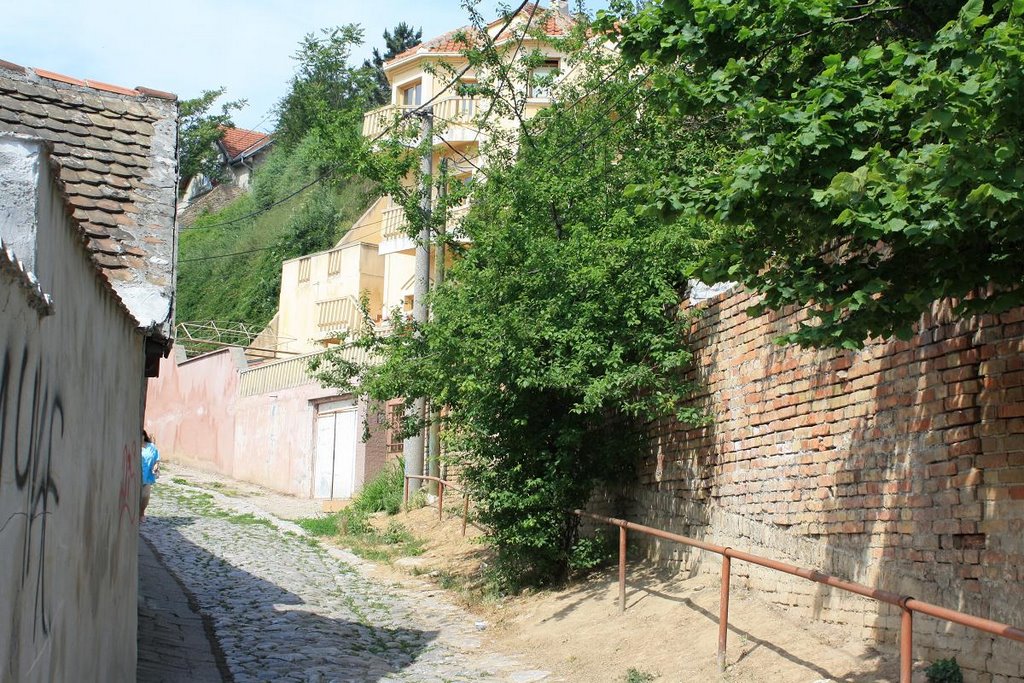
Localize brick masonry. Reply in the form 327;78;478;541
623;287;1024;682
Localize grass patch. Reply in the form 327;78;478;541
295;509;425;563
351;460;405;515
171;477;190;485
624;669;656;683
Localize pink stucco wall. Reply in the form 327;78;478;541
146;349;388;499
146;347;241;477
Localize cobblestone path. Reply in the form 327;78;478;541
142;481;553;683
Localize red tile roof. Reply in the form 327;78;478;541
0;59;178;336
219;126;272;161
386;3;576;68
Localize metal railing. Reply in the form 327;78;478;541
574;510;1024;682
404;475;470;536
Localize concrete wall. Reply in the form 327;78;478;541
277;242;384;355
147;350;388;499
0;137;144;682
144;346;242;476
623;287;1024;681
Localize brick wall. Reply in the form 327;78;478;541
625;287;1024;681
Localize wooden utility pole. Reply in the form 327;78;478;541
404;108;433;494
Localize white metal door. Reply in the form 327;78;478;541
331;409;358;499
313;414;336;498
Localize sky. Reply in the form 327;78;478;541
3;0;609;132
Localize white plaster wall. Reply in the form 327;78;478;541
0;140;144;683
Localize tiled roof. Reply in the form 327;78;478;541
0;60;178;337
219;126;272;162
386;3;576;68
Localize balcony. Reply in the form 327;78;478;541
315;295;364;337
362;104;417;139
362;97;484;144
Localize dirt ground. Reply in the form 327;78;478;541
160;464;904;682
365;500;904;683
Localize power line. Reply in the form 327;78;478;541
181;0;533;234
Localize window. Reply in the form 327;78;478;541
400;81;422;106
528;59;560;99
298;257;311;283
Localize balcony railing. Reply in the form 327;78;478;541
316;295;363;334
238;347;371;397
363;104;417;139
362;97;484;140
381;203;409;242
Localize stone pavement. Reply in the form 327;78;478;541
137;534;227;682
139;477;555;683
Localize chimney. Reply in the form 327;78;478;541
551;0;569;13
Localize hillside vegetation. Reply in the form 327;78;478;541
176;135;375;331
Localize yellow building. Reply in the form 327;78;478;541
256;1;579;356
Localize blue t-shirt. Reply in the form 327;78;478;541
141;443;160;486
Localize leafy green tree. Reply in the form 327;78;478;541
362;22;423;105
177;88;246;194
276;25;374;149
604;0;1024;348
314;22;708;587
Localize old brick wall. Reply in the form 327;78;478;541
625;287;1024;681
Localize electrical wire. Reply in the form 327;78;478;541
180;0;533;235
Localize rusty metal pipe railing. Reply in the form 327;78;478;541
574;510;1024;681
404;475;471;536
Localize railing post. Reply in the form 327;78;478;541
619;525;627;614
462;495;469;536
404;476;409;514
900;600;913;683
438;479;445;521
719;550;732;671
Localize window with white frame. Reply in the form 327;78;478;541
400;80;422;106
528;59;560;100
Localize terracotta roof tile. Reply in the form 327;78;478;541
385;3;576;68
0;59;178;337
219;126;272;161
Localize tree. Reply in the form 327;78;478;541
314;20;709;588
276;25;373;149
362;23;423;105
177;88;246;194
604;0;1024;348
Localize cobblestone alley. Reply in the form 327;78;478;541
137;478;553;683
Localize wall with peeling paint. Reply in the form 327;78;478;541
0;136;145;683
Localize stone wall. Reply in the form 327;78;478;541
0;138;145;682
627;287;1024;681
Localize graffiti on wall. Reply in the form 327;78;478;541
118;441;139;524
0;343;64;648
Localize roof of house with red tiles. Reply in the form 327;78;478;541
0;59;178;339
386;3;576;69
218;126;273;162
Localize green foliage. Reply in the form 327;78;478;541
317;22;708;589
606;0;1024;348
176;134;375;330
350;460;406;516
926;657;963;683
623;669;656;683
362;23;423;105
276;25;373;150
568;532;615;575
296;515;341;536
177;88;246;192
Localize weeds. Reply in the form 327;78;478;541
623;668;655;683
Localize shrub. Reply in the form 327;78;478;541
351;459;405;515
569;532;615;575
925;657;963;683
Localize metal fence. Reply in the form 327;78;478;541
574;510;1024;682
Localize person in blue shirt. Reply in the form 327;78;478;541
140;430;160;521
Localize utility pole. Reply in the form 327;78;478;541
427;159;448;493
404;108;433;494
